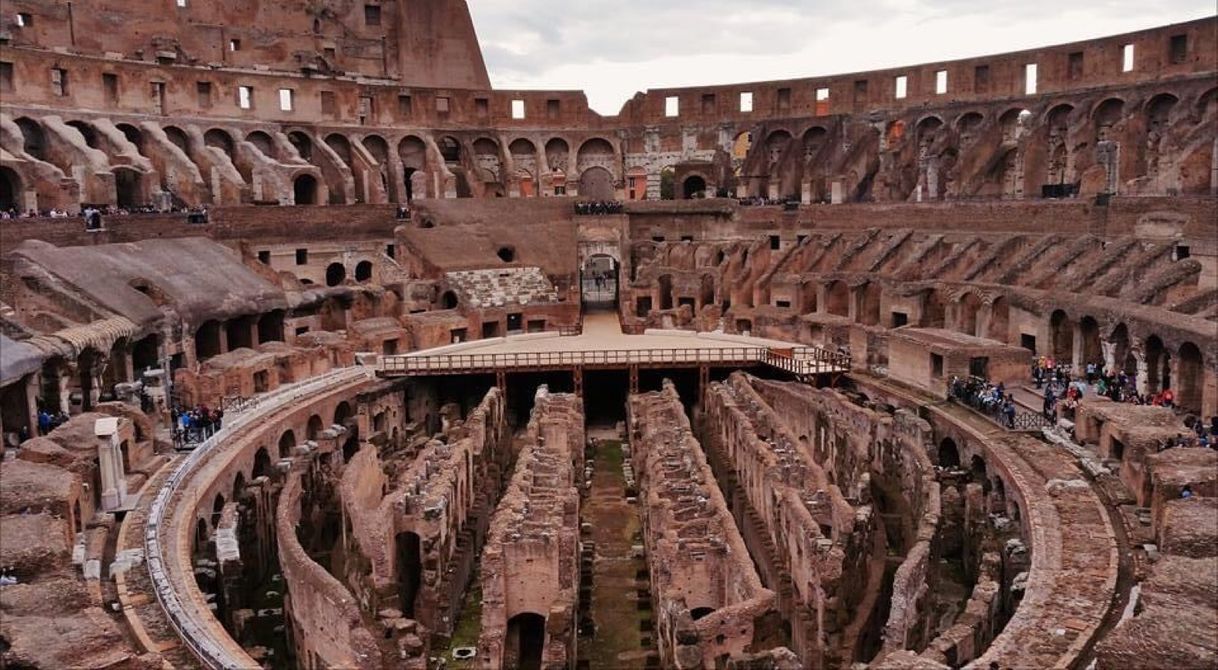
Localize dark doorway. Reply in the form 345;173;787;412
354;261;373;282
294;174;319;205
114;168;142;208
0;166;20;212
396;532;423;618
682;175;707;199
504;612;546;670
581;254;619;310
325;262;346;287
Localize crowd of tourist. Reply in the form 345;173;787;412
1034;357;1179;414
172;404;224;448
35;408;72;435
736;196;791;207
948;376;1021;428
574;200;624;215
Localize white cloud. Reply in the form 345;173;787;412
469;0;1214;115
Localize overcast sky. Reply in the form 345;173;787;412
468;1;1214;115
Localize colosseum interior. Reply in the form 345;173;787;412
0;2;1215;669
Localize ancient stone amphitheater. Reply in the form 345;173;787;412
0;3;1214;670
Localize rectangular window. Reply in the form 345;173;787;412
324;47;337;62
51;68;68;96
0;62;13;94
665;95;679;117
279;88;294;111
815;87;829;115
229;38;241;52
295;249;308;265
931;353;944;378
974;65;990;93
1068;51;1084;80
1169;34;1188;64
238;85;253;109
358;95;373;122
935;70;947;94
769;235;780;250
16;13;31;27
894;75;908;99
436;96;450;113
398;94;412;117
739;91;753;112
364;4;381;26
197;81;212;107
546;98;560;119
777;88;791;111
701;93;716;114
511;99;525;119
176;0;187;7
103;73;119;105
1121;43;1135;72
853;79;868;105
1024;63;1037;95
258;250;271;264
320;90;336;115
474;97;488;116
151;81;166;114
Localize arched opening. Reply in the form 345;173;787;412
258;310;285;343
278;430;296;458
439;136;461;164
395;531;423;617
203;129;236;159
922;290;946;328
324;134;353;166
690;607;715;621
232;472;246;500
354;260;373;282
398;136;427;201
211;492;226;528
970;455;988;484
510;138;538;197
825;281;850;317
581;254;619;310
77;347;101;411
246;131;276;159
682;175;707;199
67;120;100;149
1079;316;1102;366
859;283;882;326
699;274;715;309
504;612;546;670
14;118;46;160
987;297;1010;342
113;167;143;209
657;274;674;311
164;126;191;154
496;246;516;263
956;112;985;147
440;290;459;310
1177;342;1203;412
288;131;313;161
472;137;503;187
306;415;324;441
1049;310;1074;362
959;293;983;336
334;401;352;427
225;315;255;351
0;166;22;212
1110;323;1134;375
1146;335;1170;394
115;123;145;153
253;447;272;479
1092;98;1125;142
289;173;317;205
131;334;159;375
544;138;570;175
800;280;818;315
938;438;960;468
195;320;222;361
578;166;614;200
324;262;346;287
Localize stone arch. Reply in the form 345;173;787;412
288;131;313;161
258;310;284;343
916;115;944;144
324;262;346;287
504;612;546;669
509;137;536;157
922;289;946;328
398;135;427;201
195;320;222;361
1049;309;1074;362
306;414;324;441
1145;335;1170;394
1079;315;1102;366
164;125;191;154
955;111;985;146
363;134;389;164
113;167;144;208
825;280;850;317
0;166;23;212
987;296;1010;342
203;128;236;158
938;437;960;468
578;166;614;200
472;137;503;185
438;136;461;164
544;137;570;173
395;531;423;617
682;174;707;199
1092;98;1125;142
576;137;614;166
763;129;793;171
253;447;272;478
324;133;352;166
278;429;296;458
14;117;46;160
211;492;226;527
354;260;373;282
293;173;319;205
440;290;459;309
859;282;882;326
1111;323;1135;374
66;120;100;148
1176;341;1203;413
958;292;983;336
334;401;352;427
232;471;246;500
246;130;276;159
115;123;144;151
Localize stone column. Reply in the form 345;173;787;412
1071;323;1084;371
1135;353;1149;396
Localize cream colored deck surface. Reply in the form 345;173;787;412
381;312;849;376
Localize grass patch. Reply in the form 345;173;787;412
441;574;483;669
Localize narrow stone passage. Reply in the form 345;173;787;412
580;427;654;670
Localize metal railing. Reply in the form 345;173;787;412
380;345;850;377
947;376;1053;431
144;367;373;669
